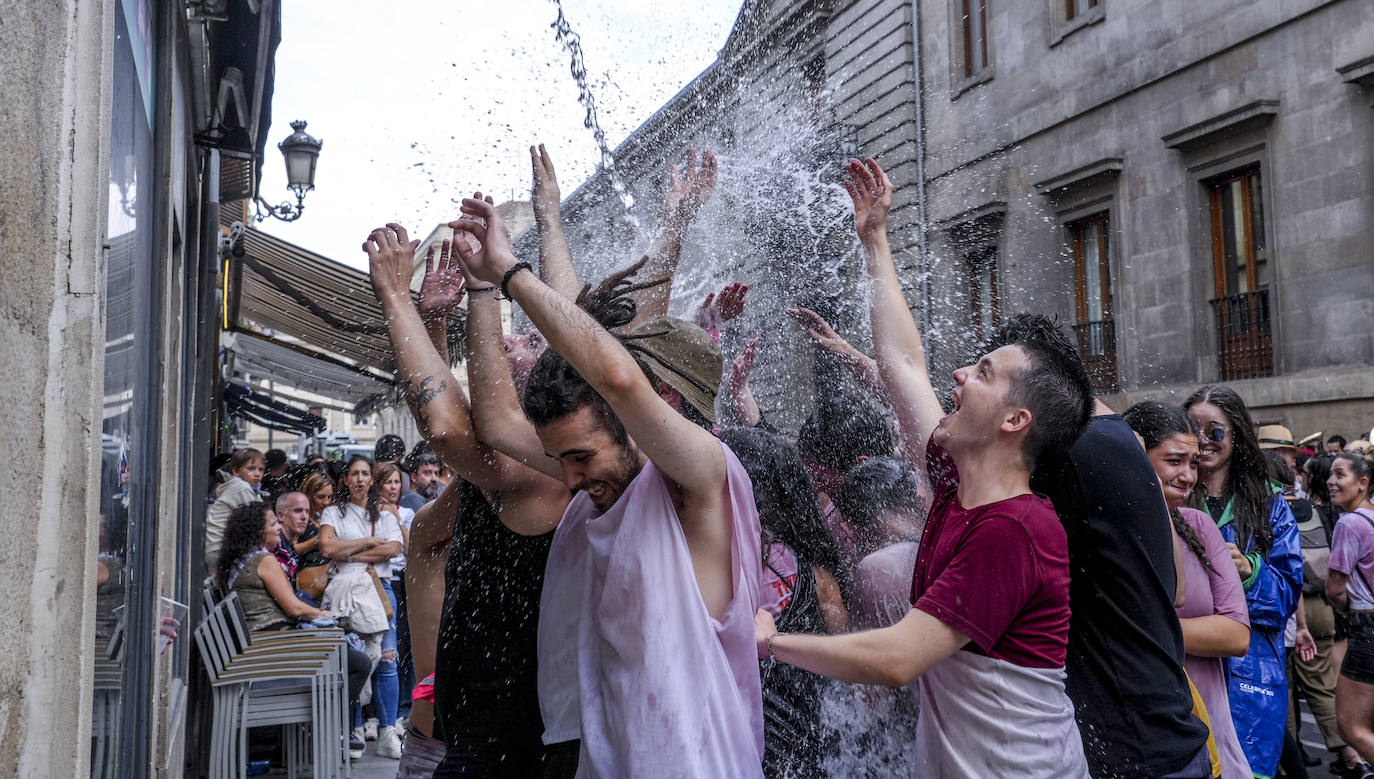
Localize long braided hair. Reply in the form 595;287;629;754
1183;385;1275;556
1123;401;1217;574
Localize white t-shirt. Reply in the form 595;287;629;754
320;502;405;580
389;505;415;574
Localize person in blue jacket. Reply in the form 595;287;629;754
1186;385;1302;779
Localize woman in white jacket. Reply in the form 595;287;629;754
204;448;265;569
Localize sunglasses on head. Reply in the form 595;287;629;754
1203;423;1228;444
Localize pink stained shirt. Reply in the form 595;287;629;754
1331;508;1374;611
1176;507;1252;779
760;542;800;620
559;441;765;778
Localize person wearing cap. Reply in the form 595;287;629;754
1260;424;1300;471
451;194;765;778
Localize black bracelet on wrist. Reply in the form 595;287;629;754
499;262;533;300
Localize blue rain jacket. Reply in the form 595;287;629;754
1217;492;1301;779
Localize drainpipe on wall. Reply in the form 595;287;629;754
908;0;931;336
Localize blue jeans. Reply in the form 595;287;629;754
375;577;400;728
393;574;413;719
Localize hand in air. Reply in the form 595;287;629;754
363;223;421;303
755;608;779;660
844;156;892;244
530;144;562;222
729;335;762;392
417;238;468;318
448;193;515;287
694;282;749;332
664;147;719;231
787;307;862;364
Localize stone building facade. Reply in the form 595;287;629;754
540;0;1374;439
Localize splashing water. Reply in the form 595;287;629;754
548;0;639;233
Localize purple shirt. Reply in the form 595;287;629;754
1330;508;1374;611
853;541;918;629
1176;507;1251;779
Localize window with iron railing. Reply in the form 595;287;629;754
1069;213;1118;392
967;246;999;343
962;0;989;77
1208;167;1273;379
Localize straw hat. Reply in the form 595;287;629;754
622;316;722;425
1347;439;1374;455
1257;424;1296;450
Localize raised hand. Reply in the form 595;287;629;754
787;307;862;363
716;282;748;322
448;193;515;287
363;223;421;303
530;143;562;224
417;238;468;318
844;156;892;245
729;335;761;391
664;147;719;233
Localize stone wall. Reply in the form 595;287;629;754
0;1;114;775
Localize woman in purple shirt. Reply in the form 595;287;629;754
1326;448;1374;762
1126;401;1252;778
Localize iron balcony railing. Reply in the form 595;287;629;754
1209;286;1274;380
1071;318;1119;393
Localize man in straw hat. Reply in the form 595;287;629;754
1259;424;1299;470
450;194;765;778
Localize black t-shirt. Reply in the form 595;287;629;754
1032;415;1210;778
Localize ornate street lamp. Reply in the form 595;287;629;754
254;120;323;222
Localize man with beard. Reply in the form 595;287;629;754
449;194;766;778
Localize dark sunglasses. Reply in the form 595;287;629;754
1203;423;1228;444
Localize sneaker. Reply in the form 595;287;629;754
395;714;409;733
348;728;365;760
375;726;402;759
363;717;379;741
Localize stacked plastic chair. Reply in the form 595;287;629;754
194;586;351;778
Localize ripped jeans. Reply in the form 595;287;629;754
352;578;400;729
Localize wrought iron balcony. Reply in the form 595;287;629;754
1209;287;1273;380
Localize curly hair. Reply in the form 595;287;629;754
1184;384;1274;556
217;501;271;590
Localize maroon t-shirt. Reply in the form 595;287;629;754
910;441;1072;669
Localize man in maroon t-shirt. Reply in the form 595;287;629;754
754;157;1095;775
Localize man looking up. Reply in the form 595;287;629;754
448;196;765;778
752;158;1094;776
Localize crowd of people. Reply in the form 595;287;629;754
199;146;1374;778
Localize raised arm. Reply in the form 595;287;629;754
416;242;468;364
463;268;564;481
453;197;727;493
786;306;884;395
631;148;718;326
364;225;506;488
726;336;762;428
530;144;582;299
847;158;943;471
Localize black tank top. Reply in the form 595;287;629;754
434;480;555;748
761;551;832;777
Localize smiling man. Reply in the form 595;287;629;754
449;195;765;778
750;158;1095;776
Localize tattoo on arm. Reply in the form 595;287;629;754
401;375;448;429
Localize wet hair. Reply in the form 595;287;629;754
987;313;1095;472
374;434;406;463
404;440;435;473
217;501;270;589
1329;435;1348;450
797;385;896;471
337;455;381;524
229;448;265;473
1122;401;1216;574
1305;455;1335;506
1335;450;1374;501
836;458;924;543
1183;384;1273;556
717;426;847;597
264;448;288;471
521;349;631;446
1264;450;1296;488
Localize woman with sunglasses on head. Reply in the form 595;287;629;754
1125;401;1252;778
1184;385;1303;779
1325;448;1374;765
